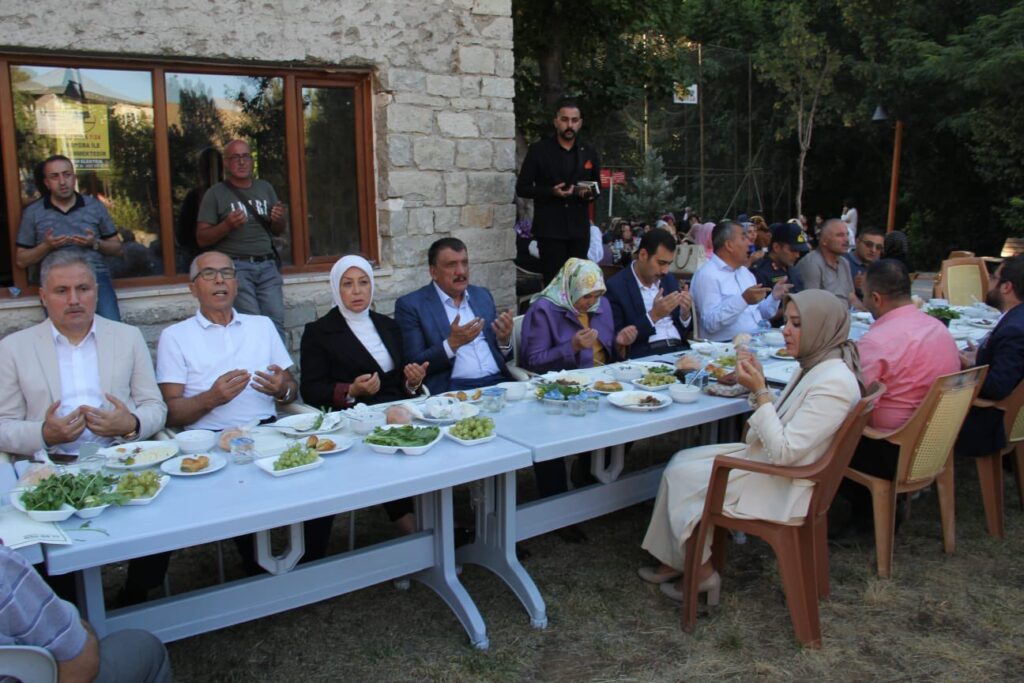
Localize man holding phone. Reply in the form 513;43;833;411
516;98;602;282
691;221;791;341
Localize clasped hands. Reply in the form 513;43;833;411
43;394;135;445
447;309;514;353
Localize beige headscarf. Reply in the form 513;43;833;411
784;290;862;384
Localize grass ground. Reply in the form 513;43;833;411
100;426;1023;683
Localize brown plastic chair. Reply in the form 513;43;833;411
947;250;975;259
973;378;1024;538
933;257;989;306
845;367;987;578
680;384;884;648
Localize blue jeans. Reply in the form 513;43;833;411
232;258;285;340
95;271;121;322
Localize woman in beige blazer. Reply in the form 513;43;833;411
639;290;862;603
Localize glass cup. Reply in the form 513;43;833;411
566;395;587;417
543;398;565;415
230;437;256;465
481;387;506;413
581;391;601;413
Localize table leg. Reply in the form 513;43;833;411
590;444;625;484
255;523;305;575
75;566;107;637
412;487;490;649
457;473;547;629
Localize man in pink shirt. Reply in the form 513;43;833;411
834;259;960;537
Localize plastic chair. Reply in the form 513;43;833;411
0;645;58;682
934;257;989;306
680;384;884;648
947;250;975;259
845;367;987;578
972;378;1024;538
505;314;532;381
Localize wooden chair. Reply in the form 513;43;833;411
973;378;1024;538
947;250;975;259
845;367;987;578
933;257;989;306
680;384;884;648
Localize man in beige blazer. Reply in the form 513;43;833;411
0;251;165;458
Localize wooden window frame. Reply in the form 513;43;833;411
0;52;377;295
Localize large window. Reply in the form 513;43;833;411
0;55;376;291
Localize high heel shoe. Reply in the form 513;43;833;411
659;571;721;606
637;566;682;584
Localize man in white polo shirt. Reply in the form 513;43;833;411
156;251;297;429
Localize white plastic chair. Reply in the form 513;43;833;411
0;645;58;682
506;314;532;381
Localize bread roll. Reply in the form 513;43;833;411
385;405;413;425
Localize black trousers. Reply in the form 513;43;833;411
533;454;593;499
837;436;900;528
537;236;590;284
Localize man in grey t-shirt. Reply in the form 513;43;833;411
197;139;288;337
794;218;865;311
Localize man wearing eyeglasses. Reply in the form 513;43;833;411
156;251;297;433
196;139;288;339
844;225;885;299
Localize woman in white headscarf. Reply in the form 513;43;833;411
301;255;428;409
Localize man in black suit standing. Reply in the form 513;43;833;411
516;98;601;283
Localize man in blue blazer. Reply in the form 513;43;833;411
605;229;692;358
956;255;1024;457
395;237;515;395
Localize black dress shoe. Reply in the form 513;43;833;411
516;543;532;561
454;526;475;548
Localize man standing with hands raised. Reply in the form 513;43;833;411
197;139;289;338
691;221;791;341
395;237;515;395
516;98;602;283
605;230;693;357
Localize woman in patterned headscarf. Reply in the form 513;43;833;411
520;258;638;373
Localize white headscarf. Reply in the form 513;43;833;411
329;256;394;373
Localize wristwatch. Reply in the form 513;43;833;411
277;385;294;403
122;415;140;441
92;238;101;251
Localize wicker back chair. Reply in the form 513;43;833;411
934;257;989;306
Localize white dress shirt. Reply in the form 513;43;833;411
51;321;111;454
691;254;779;341
156;309;293;431
434;283;503;381
630;263;687;343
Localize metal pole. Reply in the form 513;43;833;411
698;44;705;216
886;120;904;233
609;178;614;217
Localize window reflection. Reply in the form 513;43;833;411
166;73;289;270
10;65;163;279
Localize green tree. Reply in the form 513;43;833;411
618;149;686;221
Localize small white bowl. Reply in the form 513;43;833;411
612;364;643;381
497;381;528;401
669;383;701;404
929;298;949;307
175;429;217;454
74;503;110;519
351;414;386;435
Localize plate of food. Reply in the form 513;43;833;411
253;443;324;477
689;341;734;357
116;471;170;505
968;318;998;329
591;379;625;394
10;489;76;522
442;389;484;403
633;370;678;391
11;471;123;521
771;348;795;360
161;453;227;477
606;391;672;412
442;416;496;446
301;434;354;455
705;383;750;398
266;411;345;437
533;381;585;401
417;401;480;424
100;441;179;470
364;424;443;455
534;371;592;388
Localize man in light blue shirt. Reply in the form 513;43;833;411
395;237;515;394
691;221;790;341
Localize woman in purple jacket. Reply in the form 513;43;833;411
521;258;637;373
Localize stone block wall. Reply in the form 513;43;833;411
0;0;518;371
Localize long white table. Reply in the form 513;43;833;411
43;435;537;649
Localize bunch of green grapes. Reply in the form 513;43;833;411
116;471;162;499
275;443;318;470
450;416;494;441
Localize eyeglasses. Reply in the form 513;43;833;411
226;154;253;163
192;267;237;281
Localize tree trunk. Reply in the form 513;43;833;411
796;146;807;219
539;28;564;113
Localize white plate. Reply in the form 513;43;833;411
968;319;997;329
440;390;484;403
632;377;678;391
606;391;672;411
74;503;110;519
253;455;324;477
161;453;228;477
535;371;593;388
442;425;497;446
266;412;346;436
100;441;179;470
771;349;796;361
119;474;171;506
311;436;355;455
9;490;76;522
249;426;292;458
417;403;480;424
590;381;626;395
364;425;444;455
690;341;735;357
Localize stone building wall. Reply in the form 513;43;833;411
0;0;517;368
